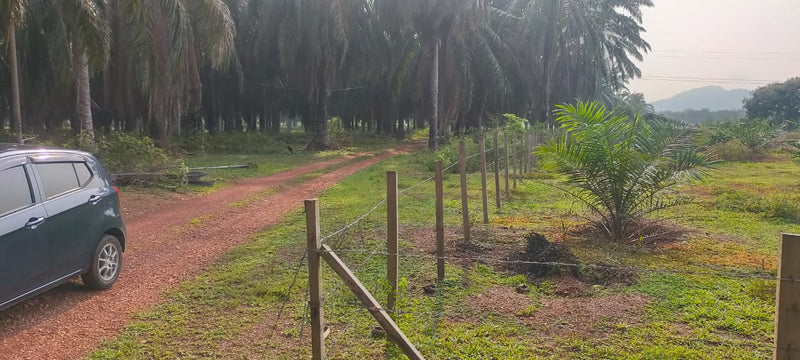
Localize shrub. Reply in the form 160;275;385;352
174;131;308;154
715;191;800;222
538;101;715;242
764;197;800;222
91;132;186;186
715;191;765;213
417;136;483;173
701;119;781;156
709;139;755;162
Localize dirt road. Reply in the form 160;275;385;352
0;143;420;360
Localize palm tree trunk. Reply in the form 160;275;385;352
541;0;559;125
8;24;22;144
75;46;95;148
306;67;331;150
428;38;440;150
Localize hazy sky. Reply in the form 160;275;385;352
627;0;800;102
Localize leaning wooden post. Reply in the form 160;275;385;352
774;233;800;360
479;136;489;224
434;161;445;282
459;140;471;243
494;132;501;210
387;171;399;313
504;131;510;198
319;245;425;359
304;199;325;360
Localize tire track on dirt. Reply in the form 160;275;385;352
0;143;421;360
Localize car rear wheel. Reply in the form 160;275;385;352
82;234;122;290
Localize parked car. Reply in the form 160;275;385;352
0;144;126;310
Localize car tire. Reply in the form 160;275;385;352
82;234;122;290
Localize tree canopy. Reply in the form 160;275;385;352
0;0;653;149
744;77;800;128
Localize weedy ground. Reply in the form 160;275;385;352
88;147;800;360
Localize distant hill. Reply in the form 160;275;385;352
651;86;751;112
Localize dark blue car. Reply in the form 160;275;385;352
0;144;126;310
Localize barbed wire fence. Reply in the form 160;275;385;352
272;130;797;359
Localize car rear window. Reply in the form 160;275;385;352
36;162;85;199
75;162;93;186
0;166;34;216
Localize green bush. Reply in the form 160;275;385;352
714;191;765;213
764;197;800;222
700;119;780;156
81;132;187;186
0;128;14;142
175;131;316;154
715;191;800;222
709;139;755;162
417;137;484;173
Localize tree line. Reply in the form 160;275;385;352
0;0;653;150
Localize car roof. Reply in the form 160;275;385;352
0;143;91;158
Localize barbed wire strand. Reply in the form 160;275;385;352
324;302;778;351
324;249;781;281
320;147;491;243
268;250;308;341
295;284;310;360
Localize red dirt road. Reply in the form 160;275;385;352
0;143;420;360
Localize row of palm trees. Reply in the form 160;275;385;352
1;0;652;150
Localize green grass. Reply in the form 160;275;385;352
87;142;794;359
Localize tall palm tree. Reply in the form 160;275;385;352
377;0;485;150
108;0;235;141
251;0;371;150
53;0;111;146
2;0;25;143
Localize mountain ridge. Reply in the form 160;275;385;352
651;86;751;112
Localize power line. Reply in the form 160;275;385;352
651;49;800;56
648;55;800;62
638;76;783;85
648;31;800;36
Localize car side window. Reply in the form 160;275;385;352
0;166;34;216
74;162;93;186
36;162;82;199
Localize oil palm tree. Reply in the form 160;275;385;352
108;0;235;140
538;101;714;242
377;0;485;150
51;0;111;146
1;0;25;143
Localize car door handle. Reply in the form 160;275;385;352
88;194;104;204
25;217;46;229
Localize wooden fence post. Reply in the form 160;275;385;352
494;132;501;210
511;137;517;189
387;172;398;313
524;131;531;174
435;161;445;282
459;140;471;243
775;233;800;360
504;132;510;199
518;134;525;180
304;199;325;360
479;136;489;224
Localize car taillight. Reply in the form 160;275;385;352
114;186;120;198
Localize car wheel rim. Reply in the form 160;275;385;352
98;242;120;282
